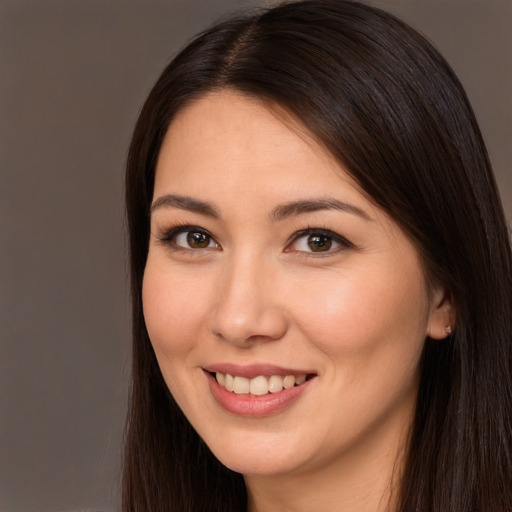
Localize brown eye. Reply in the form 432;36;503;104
169;228;217;249
287;229;352;255
186;231;211;248
307;234;332;252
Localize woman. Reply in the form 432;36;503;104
123;1;512;511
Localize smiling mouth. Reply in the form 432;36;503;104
211;372;317;396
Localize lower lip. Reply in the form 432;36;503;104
206;372;315;417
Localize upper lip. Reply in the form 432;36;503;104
203;363;316;378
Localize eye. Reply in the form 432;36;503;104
287;229;352;254
175;230;215;249
158;225;219;250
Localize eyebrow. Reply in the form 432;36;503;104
150;194;372;222
270;198;372;222
151;194;220;218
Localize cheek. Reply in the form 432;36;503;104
141;261;216;415
291;265;430;361
142;261;209;359
288;265;430;443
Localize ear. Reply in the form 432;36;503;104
427;286;455;340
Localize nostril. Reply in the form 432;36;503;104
207;295;289;347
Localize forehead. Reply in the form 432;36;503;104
154;90;358;196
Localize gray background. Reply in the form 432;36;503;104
1;1;510;511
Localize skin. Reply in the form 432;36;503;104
142;90;452;512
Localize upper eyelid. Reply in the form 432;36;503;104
288;228;353;247
157;224;211;238
156;224;218;246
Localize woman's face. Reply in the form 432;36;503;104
143;91;449;478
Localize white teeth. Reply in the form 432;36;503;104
233;376;250;394
215;372;309;395
295;374;306;385
268;375;283;393
225;373;235;392
249;375;269;396
282;375;295;389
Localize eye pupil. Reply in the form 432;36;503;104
187;231;210;248
307;234;332;252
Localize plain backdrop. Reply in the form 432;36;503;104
0;1;510;511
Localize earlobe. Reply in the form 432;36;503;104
427;288;455;340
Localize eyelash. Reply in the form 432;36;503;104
157;224;219;251
286;227;354;255
156;224;354;255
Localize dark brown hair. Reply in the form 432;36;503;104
123;1;512;510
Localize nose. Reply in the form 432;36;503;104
207;255;288;347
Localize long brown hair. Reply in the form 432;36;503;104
123;1;512;510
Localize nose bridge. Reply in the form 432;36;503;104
208;250;287;346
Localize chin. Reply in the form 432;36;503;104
216;452;300;476
203;430;309;476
